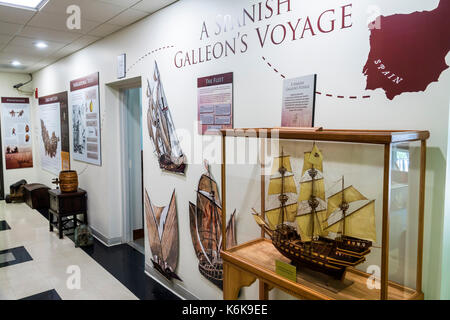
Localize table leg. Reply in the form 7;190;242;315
223;262;257;300
49;211;53;232
259;281;270;300
58;215;63;239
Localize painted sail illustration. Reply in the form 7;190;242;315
147;61;186;174
144;189;182;281
252;143;376;281
189;162;237;289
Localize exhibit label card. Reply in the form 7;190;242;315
38;92;70;175
275;260;297;282
70;72;102;166
1;97;33;169
281;74;317;127
197;72;233;135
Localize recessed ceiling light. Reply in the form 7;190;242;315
11;60;21;66
35;41;48;49
0;0;48;11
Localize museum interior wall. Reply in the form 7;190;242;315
6;0;448;299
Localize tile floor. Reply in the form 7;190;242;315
0;201;138;300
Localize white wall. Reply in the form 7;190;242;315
29;0;449;299
0;72;37;194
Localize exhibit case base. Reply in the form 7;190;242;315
222;238;423;300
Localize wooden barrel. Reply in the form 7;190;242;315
59;170;78;193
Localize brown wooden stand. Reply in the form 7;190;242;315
222;238;424;300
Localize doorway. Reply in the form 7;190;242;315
121;86;144;253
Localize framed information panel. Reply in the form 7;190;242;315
38;92;70;175
69;72;102;166
1;97;33;170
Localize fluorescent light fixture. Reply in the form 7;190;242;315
11;60;22;66
0;0;48;11
35;41;48;49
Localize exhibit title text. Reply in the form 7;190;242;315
174;0;353;68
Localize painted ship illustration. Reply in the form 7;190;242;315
189;162;237;289
145;189;182;281
41;119;60;158
147;61;186;174
253;144;376;280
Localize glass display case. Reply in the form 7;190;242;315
219;128;429;300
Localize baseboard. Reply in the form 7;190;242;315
90;226;122;247
145;263;199;300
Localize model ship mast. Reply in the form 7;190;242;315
296;144;327;241
324;179;377;242
265;150;298;230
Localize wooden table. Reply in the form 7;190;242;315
48;189;87;239
222;238;423;300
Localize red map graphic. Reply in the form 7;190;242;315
363;0;450;100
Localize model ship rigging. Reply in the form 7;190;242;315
147;61;186;174
189;162;237;289
253;143;376;280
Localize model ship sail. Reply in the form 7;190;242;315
296;144;327;241
324;184;376;242
147;61;186;174
189;162;237;289
265;153;298;230
144;189;182;281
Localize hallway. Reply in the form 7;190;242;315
0;201;176;300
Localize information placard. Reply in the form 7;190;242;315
38;92;70;175
281;74;317;127
197;72;233;135
69;72;102;166
1;97;33;170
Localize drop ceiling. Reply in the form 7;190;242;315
0;0;178;73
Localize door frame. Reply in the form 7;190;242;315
0;119;4;200
106;76;143;251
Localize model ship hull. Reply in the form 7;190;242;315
271;225;371;280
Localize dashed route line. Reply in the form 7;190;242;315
127;45;175;73
262;56;371;99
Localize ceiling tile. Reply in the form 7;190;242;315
41;0;127;23
27;11;101;34
9;36;68;50
0;34;13;45
99;0;141;7
132;0;177;13
49;34;100;58
0;21;23;36
88;23;123;37
0;5;36;24
107;8;148;26
0;52;41;66
40;0;83;14
2;44;55;59
20;25;81;42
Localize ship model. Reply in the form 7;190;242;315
145;189;182;281
189;162;237;289
147;61;186;174
253;143;376;281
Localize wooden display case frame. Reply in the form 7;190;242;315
219;128;430;300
